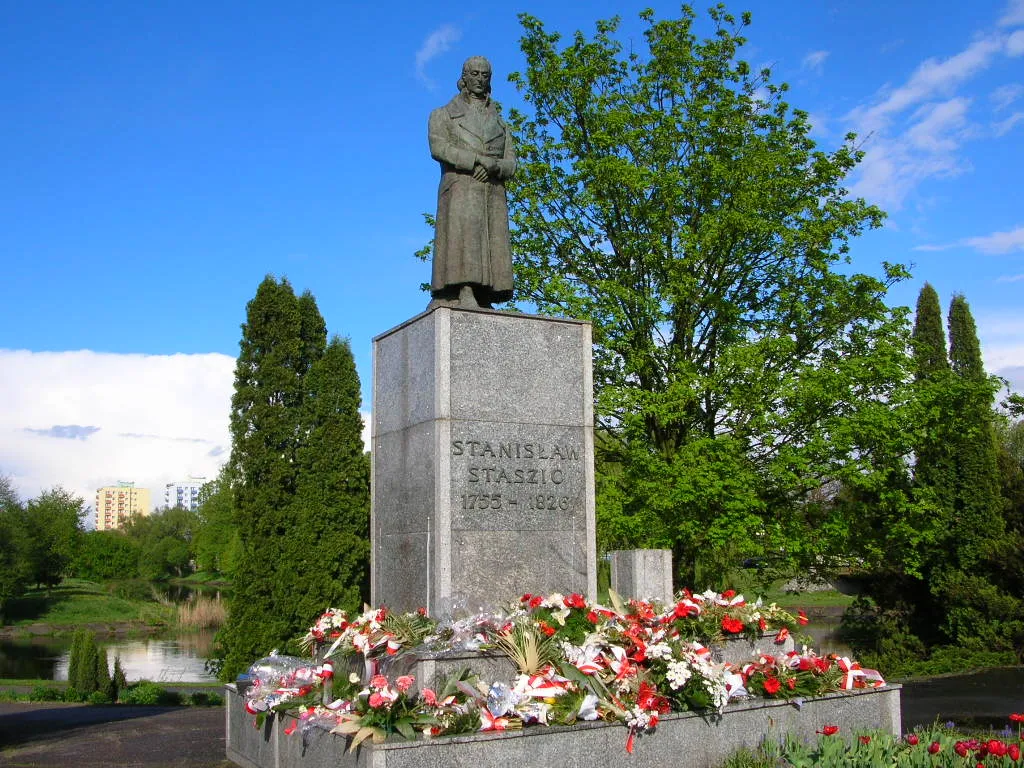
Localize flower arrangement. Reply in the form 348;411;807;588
242;588;883;753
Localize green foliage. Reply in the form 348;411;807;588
111;654;127;701
71;531;141;581
192;468;242;578
69;630;102;695
505;6;906;585
120;680;181;706
123;506;199;580
0;475;29;619
20;487;85;589
217;277;370;680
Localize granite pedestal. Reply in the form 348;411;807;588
609;549;674;604
226;683;902;768
371;307;597;614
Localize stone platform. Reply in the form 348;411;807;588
226;683;901;768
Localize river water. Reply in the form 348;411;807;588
0;629;218;682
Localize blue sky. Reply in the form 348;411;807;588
1;0;1022;507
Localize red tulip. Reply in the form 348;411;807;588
928;741;941;754
1007;742;1020;760
859;736;871;745
906;734;920;745
818;725;839;736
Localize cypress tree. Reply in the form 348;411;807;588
95;646;110;697
292;336;371;621
66;629;84;693
911;283;949;379
217;276;336;679
910;283;956;513
946;294;1003;568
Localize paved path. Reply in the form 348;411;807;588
0;702;231;768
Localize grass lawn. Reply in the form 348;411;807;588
3;579;173;630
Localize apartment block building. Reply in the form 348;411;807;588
164;477;206;511
95;482;151;531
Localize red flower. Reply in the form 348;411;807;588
758;617;767;631
370;674;388;689
818;725;839;736
987;740;1007;757
564;593;586;609
774;627;790;644
587;610;599;624
395;675;415;692
537;620;556;637
1011;713;1024;722
954;741;969;758
283;718;298;735
928;741;941;755
906;734;920;745
521;593;532;603
721;617;744;634
674;601;699;619
421;688;437;706
859;736;871;745
722;589;736;599
1008;743;1020;761
798;610;809;626
417;606;427;616
529;595;544;609
368;692;386;709
762;677;781;695
786;678;796;690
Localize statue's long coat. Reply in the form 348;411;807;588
428;94;517;303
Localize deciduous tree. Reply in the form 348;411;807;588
505;6;908;584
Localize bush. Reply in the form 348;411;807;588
29;685;62;702
120;681;181;706
86;690;112;705
186;691;223;706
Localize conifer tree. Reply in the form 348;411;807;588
946;294;1003;568
910;283;956;515
217;278;370;680
292;336;370;621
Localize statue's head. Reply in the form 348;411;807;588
458;56;492;98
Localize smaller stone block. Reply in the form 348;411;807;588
609;549;673;603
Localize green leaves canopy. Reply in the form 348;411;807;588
505;6;909;583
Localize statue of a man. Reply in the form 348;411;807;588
428;56;516;309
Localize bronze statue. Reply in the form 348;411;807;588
428;56;516;309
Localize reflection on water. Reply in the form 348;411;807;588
0;630;218;683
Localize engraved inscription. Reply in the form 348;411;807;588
451;438;582;520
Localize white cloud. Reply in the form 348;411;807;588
905;97;972;152
913;225;1024;254
991;83;1024;110
963;225;1024;253
1009;29;1024;55
994;110;1024;135
802;50;829;73
844;24;1024;209
997;273;1024;282
1001;0;1024;26
415;24;462;88
0;350;234;511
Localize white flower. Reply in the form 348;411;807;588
646;643;673;661
665;660;692;690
